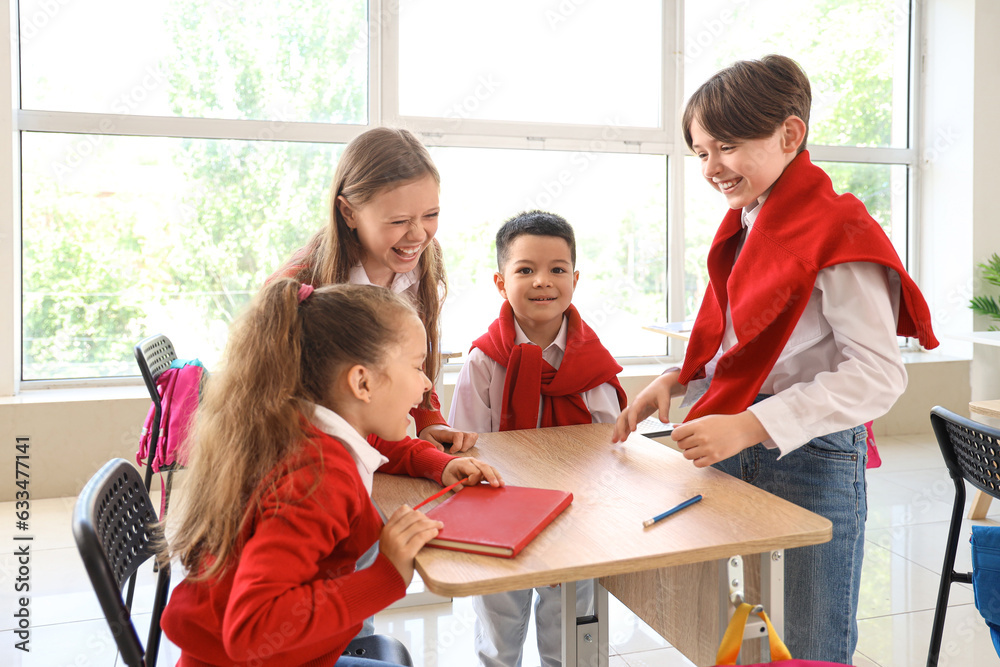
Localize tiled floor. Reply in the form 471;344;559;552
2;433;999;666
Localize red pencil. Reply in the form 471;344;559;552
412;477;471;510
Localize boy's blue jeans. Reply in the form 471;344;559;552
712;420;867;664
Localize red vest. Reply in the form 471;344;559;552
679;151;938;421
473;302;627;431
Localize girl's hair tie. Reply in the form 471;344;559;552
297;284;315;303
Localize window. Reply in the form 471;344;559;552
9;0;918;386
683;0;915;317
18;0;364;380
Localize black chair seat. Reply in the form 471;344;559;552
343;634;414;666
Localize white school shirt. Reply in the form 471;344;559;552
348;263;419;297
307;402;388;495
449;315;623;433
681;195;907;456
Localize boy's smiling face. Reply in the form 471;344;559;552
494;234;579;344
689;115;804;210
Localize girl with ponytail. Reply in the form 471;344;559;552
161;278;502;667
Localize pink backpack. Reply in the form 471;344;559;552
865;420;881;469
137;359;206;472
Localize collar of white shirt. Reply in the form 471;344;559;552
348;263;419;295
741;191;771;230
512;314;569;354
307;402;388;495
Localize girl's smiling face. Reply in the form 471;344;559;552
338;174;440;287
364;314;433;441
689;115;804;210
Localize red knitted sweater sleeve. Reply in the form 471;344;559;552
220;458;406;663
410;387;448;434
367;433;454;482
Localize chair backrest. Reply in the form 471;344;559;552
930;405;1000;502
73;458;171;667
134;335;178;491
135;335;177;410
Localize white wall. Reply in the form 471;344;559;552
971;0;1000;399
920;0;974;359
923;0;1000;399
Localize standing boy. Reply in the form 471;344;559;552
613;55;938;662
450;210;626;667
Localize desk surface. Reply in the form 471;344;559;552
971;399;1000;420
372;424;831;598
944;331;1000;347
642;321;694;341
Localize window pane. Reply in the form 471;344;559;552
433;148;667;358
19;0;367;124
683;158;906;319
399;1;662;127
21;133;339;380
684;0;909;148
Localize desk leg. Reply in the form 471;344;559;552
969;489;993;519
561;579;609;667
716;551;785;660
760;550;785;643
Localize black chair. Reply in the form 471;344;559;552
73;458;171;667
928;406;1000;667
342;634;414;666
134;334;181;516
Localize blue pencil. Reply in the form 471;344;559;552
642;494;703;528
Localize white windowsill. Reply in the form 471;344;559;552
0;349;968;407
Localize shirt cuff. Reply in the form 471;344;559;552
747;396;809;457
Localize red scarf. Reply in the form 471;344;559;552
679;151;938;421
472;302;627;431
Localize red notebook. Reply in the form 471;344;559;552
423;484;572;558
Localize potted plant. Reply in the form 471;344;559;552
971;253;1000;331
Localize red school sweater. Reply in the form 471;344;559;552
678;150;938;421
161;428;454;667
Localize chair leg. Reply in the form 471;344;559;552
160;470;174;519
928;486;967;667
124;573;138;616
145;564;171;667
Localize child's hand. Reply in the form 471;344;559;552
612;371;681;443
419;425;480;453
442;457;504;488
671;411;768;467
379;505;443;586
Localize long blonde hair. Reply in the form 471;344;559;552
281;127;446;408
165;278;416;580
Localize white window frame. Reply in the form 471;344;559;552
0;0;923;394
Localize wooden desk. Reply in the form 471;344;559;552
945;331;1000;347
643;321;694;341
971;399;1000;420
372;423;831;666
